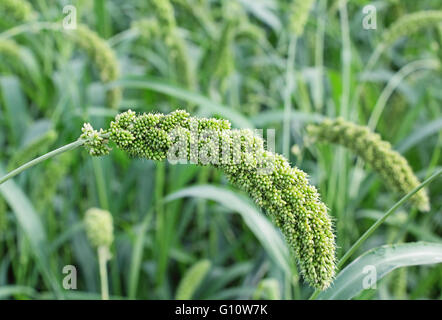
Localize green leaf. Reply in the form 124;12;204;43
175;259;211;300
238;0;281;32
166;185;292;275
250;110;325;127
0;165;61;296
0;285;36;299
317;242;442;300
396;117;442;153
0;76;30;144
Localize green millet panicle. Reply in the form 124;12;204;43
80;123;111;156
382;10;442;46
131;18;160;39
0;39;21;58
84;208;114;248
0;0;35;28
82;109;336;290
307;118;430;212
69;25;121;109
288;0;315;36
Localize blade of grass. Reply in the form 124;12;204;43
0;285;36;299
0;165;62;296
165;185;292;276
317;242;442;300
128;209;153;299
396;117;442;153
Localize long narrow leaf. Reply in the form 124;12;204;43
317;242;442;300
165;185;292;275
0;165;61;296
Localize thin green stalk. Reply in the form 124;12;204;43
339;0;351;118
98;246;110;300
108;28;139;47
367;59;440;131
0;139;84;185
128;209;153;299
333;0;352;251
313;0;326;111
154;162;167;289
309;169;441;300
349;44;384;120
92;158;110;211
283;35;297;158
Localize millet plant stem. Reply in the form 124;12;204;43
98;246;110;300
0;139;84;185
283;35;297;158
309;168;442;300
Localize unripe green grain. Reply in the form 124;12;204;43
83;110;336;290
84;208;114;249
0;0;35;28
307;118;430;212
80;123;111;156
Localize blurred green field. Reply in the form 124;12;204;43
0;0;441;300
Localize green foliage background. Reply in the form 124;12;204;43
0;0;441;299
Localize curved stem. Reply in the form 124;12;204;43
0;139;84;185
367;59;439;130
309;168;441;300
